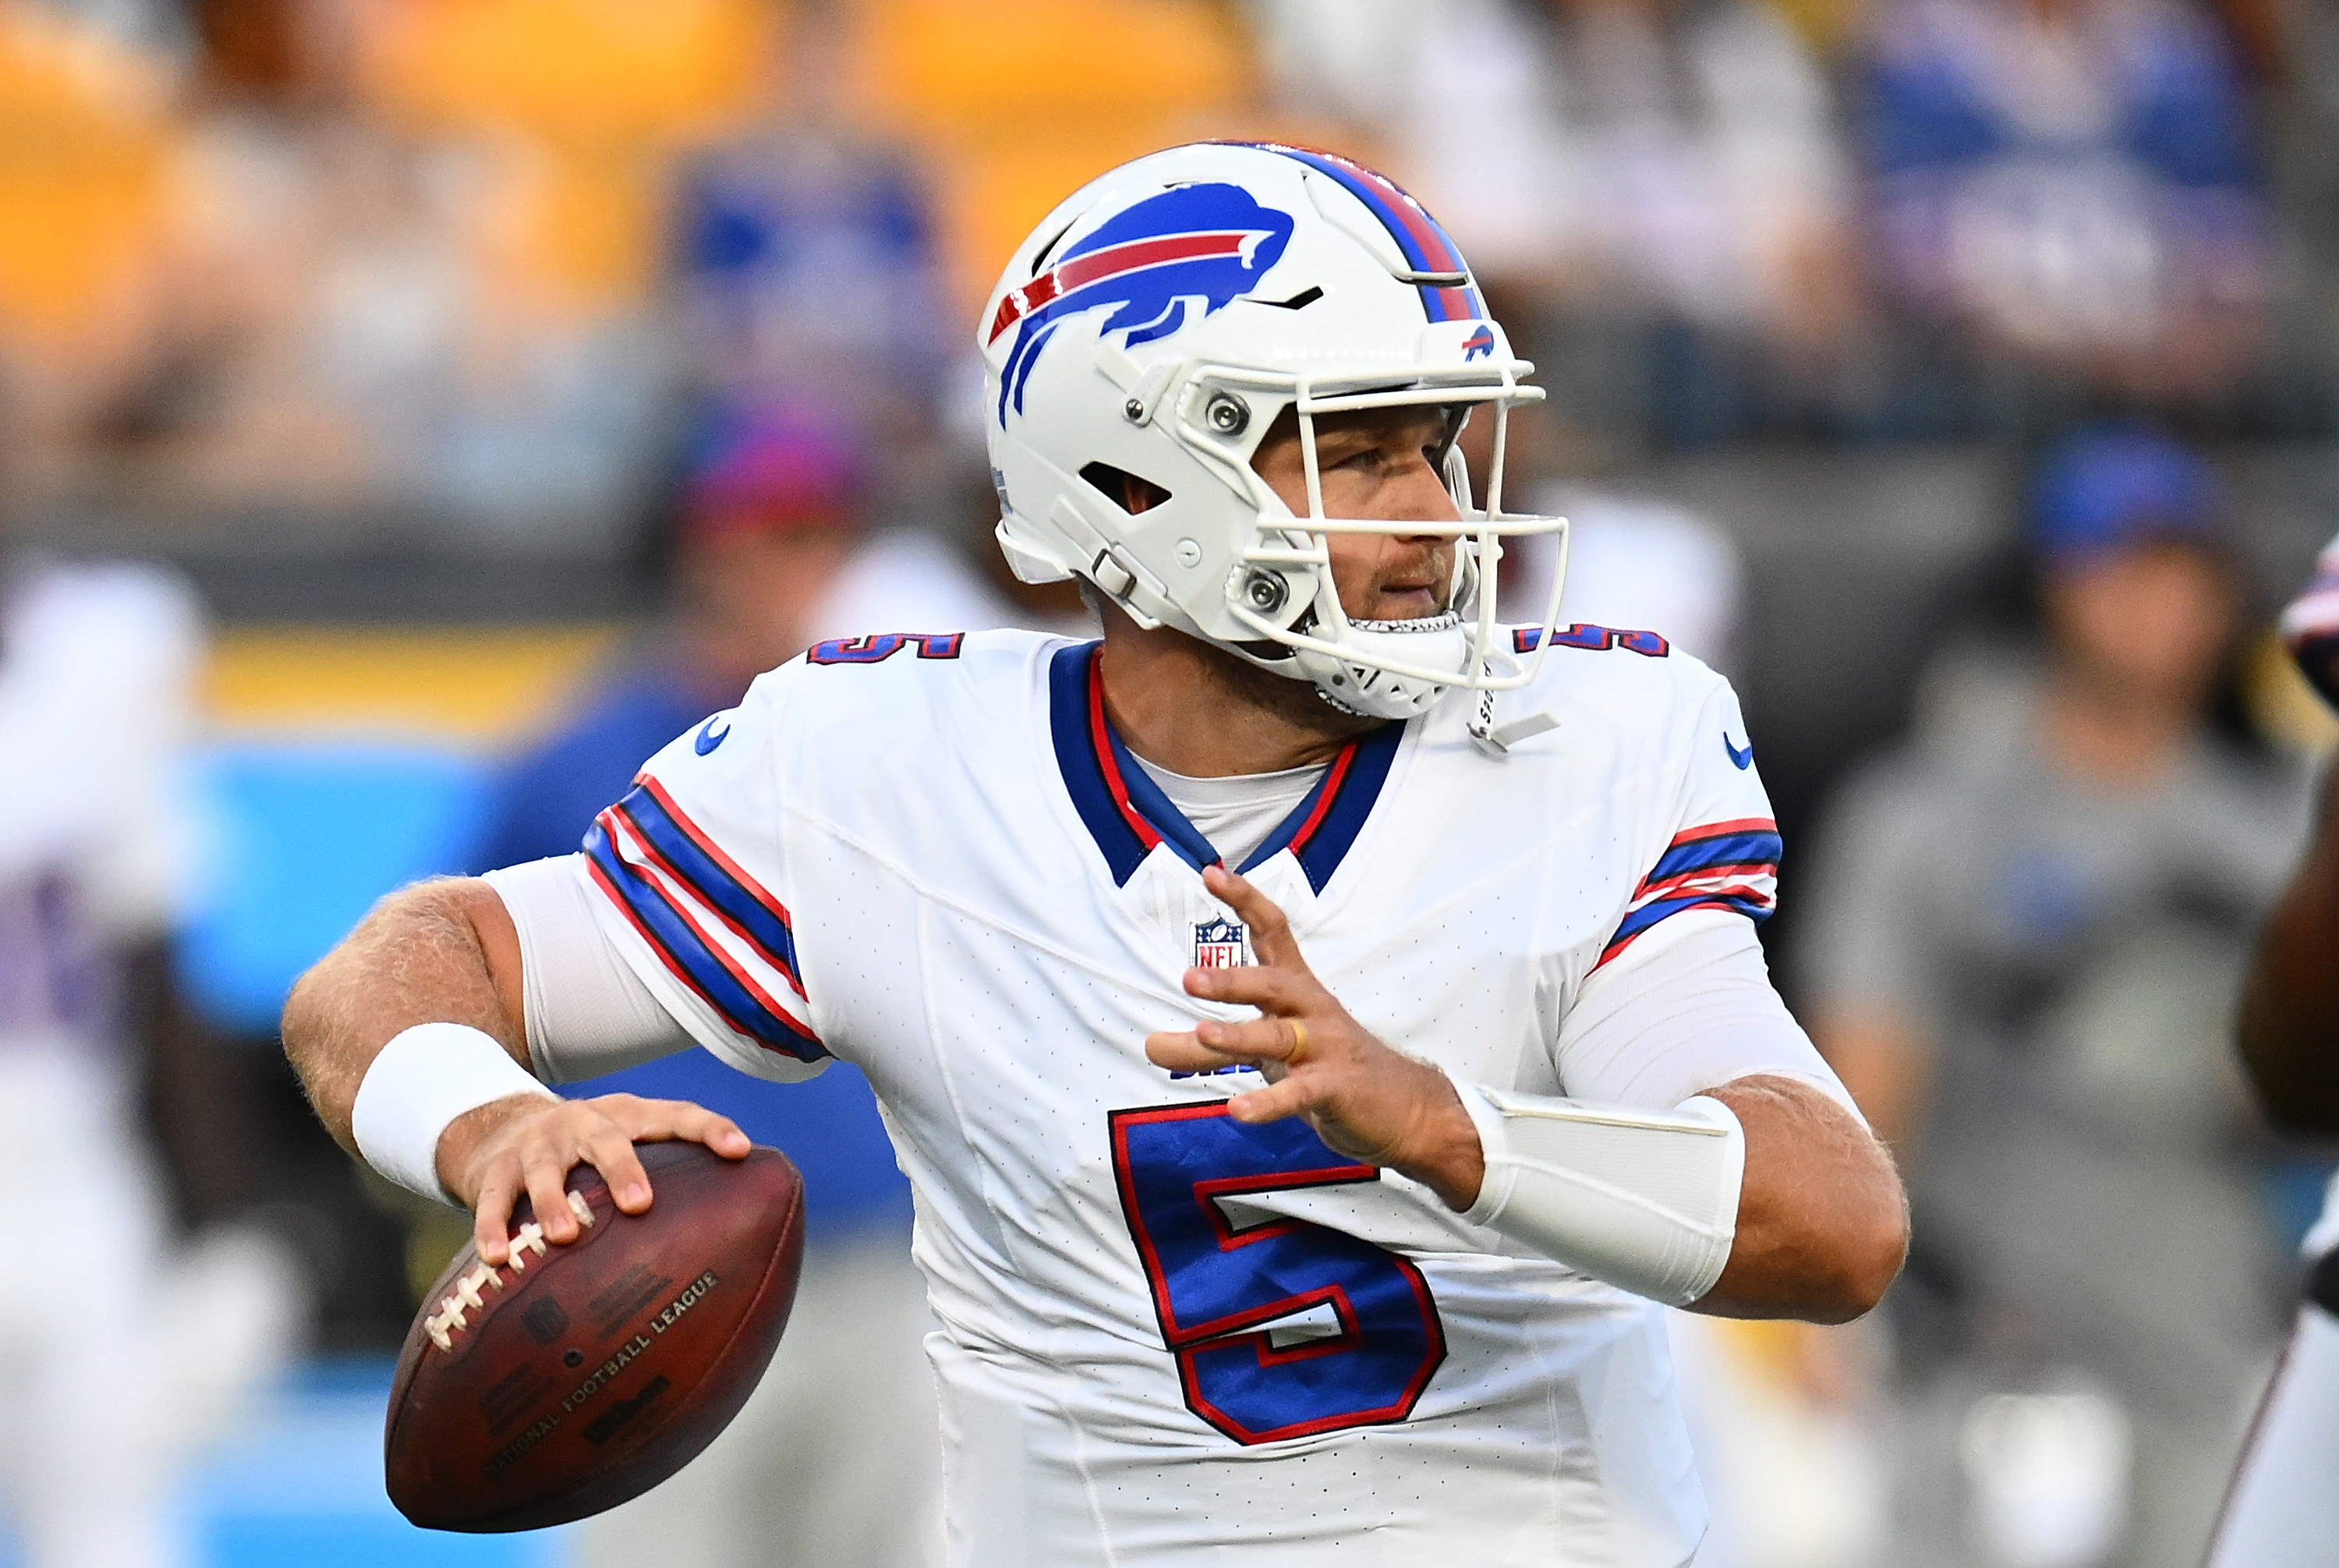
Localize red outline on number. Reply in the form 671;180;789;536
1108;1100;1447;1445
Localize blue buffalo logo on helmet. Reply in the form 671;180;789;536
1463;325;1495;361
990;182;1295;422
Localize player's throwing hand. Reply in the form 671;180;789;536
1145;863;1485;1211
442;1092;750;1265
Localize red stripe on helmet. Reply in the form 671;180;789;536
989;230;1258;344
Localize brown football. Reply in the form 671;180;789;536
384;1141;806;1532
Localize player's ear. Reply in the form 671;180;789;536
1075;461;1171;516
1121;474;1167;515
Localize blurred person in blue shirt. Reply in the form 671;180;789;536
473;402;865;882
1862;0;2268;407
472;401;942;1568
1799;426;2304;1566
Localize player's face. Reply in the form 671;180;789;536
1251;406;1463;623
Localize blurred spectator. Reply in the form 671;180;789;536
1861;0;2270;412
2;0;783;547
472;400;867;871
154;0;725;543
470;401;979;1568
1799;425;2304;1566
0;547;303;1568
1251;0;1861;453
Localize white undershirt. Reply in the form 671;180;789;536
1127;756;1326;868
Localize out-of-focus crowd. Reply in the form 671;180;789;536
3;2;2338;1566
6;0;2337;535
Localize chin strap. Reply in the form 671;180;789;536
1467;648;1559;757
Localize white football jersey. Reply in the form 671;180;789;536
571;626;1787;1568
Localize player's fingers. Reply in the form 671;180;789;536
520;1132;583;1245
1183;961;1318;1017
1144;1029;1247;1071
1226;1073;1320;1126
577;1118;655;1215
1194;1014;1307;1064
1201;864;1314;975
472;1166;521;1265
601;1095;752;1160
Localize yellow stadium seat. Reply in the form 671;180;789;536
356;0;780;146
350;0;784;306
843;0;1249;134
0;4;174;349
838;0;1276;311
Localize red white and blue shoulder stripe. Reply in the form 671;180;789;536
1595;817;1782;970
582;776;825;1063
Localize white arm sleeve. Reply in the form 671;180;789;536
482;856;698;1087
1449;1078;1746;1306
1438;911;1862;1306
1555;909;1861;1120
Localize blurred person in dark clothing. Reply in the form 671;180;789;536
472;401;865;876
1799;427;2304;1566
2205;529;2339;1567
1862;0;2268;409
472;401;948;1568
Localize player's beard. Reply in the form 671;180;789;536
1205;541;1456;741
1198;631;1390;742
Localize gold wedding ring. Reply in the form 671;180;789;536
1287;1019;1309;1065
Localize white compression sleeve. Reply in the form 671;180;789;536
1449;1075;1745;1307
481;856;698;1086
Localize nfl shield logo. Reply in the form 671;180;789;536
1192;917;1248;968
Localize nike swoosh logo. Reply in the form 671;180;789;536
1724;733;1754;770
695;715;731;756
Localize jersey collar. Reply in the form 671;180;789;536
1047;642;1401;891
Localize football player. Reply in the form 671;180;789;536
284;143;1906;1565
2205;529;2339;1566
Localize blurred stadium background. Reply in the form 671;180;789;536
5;0;2338;1564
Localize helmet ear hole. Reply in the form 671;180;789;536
1079;462;1173;515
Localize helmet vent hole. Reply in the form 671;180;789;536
1079;462;1172;515
1255;286;1324;311
1028;219;1077;275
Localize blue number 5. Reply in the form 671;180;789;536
1109;1100;1446;1445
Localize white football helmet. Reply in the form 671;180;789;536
979;141;1568;731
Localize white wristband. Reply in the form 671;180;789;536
1448;1074;1745;1307
352;1022;557;1206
